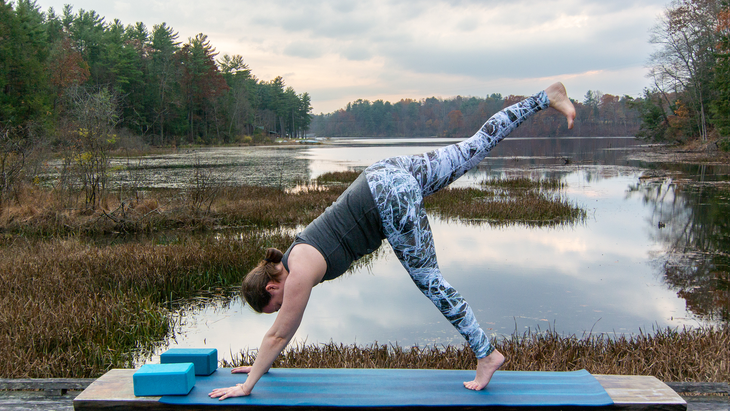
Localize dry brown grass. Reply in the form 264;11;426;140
0;175;583;235
0;183;346;236
0;231;293;378
215;185;344;228
315;170;362;184
224;326;730;383
425;178;586;227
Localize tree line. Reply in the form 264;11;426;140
0;0;313;209
0;0;312;146
637;0;730;145
311;91;642;138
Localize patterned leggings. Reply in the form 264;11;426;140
364;91;549;358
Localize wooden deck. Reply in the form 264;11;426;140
66;369;694;410
2;373;728;410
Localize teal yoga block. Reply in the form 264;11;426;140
160;348;218;376
133;363;195;396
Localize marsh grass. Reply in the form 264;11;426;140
0;231;293;378
0;183;346;236
0;175;581;235
223;326;730;383
482;176;566;191
315;170;362;184
425;176;586;227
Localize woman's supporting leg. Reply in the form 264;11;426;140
366;166;493;358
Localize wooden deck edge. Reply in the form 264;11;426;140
665;381;730;395
0;378;96;391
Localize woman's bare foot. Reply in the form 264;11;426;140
545;82;576;130
463;349;505;390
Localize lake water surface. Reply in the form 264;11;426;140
133;137;729;363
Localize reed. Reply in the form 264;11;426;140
1;175;582;236
215;185;345;228
425;176;586;227
481;176;566;191
316;170;362;184
0;184;346;235
0;231;293;378
223;326;730;383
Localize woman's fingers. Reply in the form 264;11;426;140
208;385;248;400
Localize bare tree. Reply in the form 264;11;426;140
63;86;121;208
0;125;35;208
648;0;721;141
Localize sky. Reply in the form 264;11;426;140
35;0;669;114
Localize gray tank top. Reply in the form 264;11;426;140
282;172;384;281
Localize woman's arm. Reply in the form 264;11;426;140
209;244;326;400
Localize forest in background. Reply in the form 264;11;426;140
0;0;312;147
310;91;641;138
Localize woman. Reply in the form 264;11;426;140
210;82;576;400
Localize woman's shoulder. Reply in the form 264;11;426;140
288;243;327;284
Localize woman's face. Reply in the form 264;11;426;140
261;281;284;314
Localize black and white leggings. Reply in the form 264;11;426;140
364;91;549;358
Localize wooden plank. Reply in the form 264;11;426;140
594;375;686;410
0;378;95;391
0;390;77;411
74;370;688;410
665;381;729;395
73;369;163;410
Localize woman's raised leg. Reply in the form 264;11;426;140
370;82;574;198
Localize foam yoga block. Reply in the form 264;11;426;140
133;363;195;396
160;348;218;376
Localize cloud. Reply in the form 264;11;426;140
38;0;668;112
283;41;326;59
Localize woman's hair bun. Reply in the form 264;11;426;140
264;248;283;264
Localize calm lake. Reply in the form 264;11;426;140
121;137;730;363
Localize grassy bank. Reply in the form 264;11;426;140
0;184;346;236
224;326;730;383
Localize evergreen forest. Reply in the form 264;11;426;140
0;0;313;147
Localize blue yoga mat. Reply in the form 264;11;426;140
160;368;613;407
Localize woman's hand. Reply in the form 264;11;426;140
208;383;250;400
231;365;253;374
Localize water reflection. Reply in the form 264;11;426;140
628;174;730;322
111;147;313;189
108;137;643;191
143;137;728;363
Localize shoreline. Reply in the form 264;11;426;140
631;137;730;166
